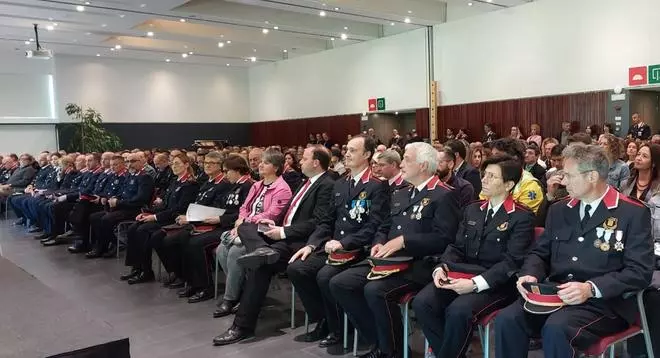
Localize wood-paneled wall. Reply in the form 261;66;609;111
249;114;361;147
437;91;608;142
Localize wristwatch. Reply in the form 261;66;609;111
471;278;478;293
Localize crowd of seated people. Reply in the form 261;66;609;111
1;119;659;358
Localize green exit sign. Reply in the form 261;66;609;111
649;65;660;84
376;97;386;111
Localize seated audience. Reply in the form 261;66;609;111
598;133;630;190
0;154;37;197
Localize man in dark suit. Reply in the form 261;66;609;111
524;143;547;188
483;123;498;143
330;142;461;358
388;129;405;148
211;145;335;346
436;148;474;208
413;155;535;357
285;135;389;349
495;144;654;358
446;140;481;198
628;112;652;141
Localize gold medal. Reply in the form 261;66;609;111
359;191;367;200
421;198;430;206
603;217;618;230
600;242;610;252
497;222;509;231
593;239;602;248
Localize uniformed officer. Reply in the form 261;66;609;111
373;149;408;196
153;153;174;196
165;153;252;302
286;134;389;348
329;142;461;358
413;154;535;358
119;153;198;282
436;148;474;208
495;144;654;358
37;156;82;245
10;153;58;229
85;152;154;258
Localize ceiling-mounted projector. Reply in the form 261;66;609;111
26;23;53;60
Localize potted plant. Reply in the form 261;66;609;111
64;103;122;152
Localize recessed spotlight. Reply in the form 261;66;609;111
226;63;230;66
52;22;58;26
114;44;121;49
253;48;257;52
468;2;473;5
262;28;269;34
101;24;107;27
334;7;339;10
184;45;188;49
166;59;171;62
265;20;270;24
119;14;125;18
48;17;53;21
226;40;231;44
189;51;193;55
180;18;186;22
182;53;188;58
85;32;91;35
96;53;100;57
110;48;115;51
29;38;34;42
343;26;348;30
487;0;493;2
24;41;30;45
283;49;288;52
407;10;412;14
404;17;411;23
273;26;279;30
340;33;347;40
218;42;224;48
140;3;146;8
390;22;395;26
85;1;90;5
146;31;154;37
319;11;326;17
250;56;256;62
330;37;335;41
322;3;326;6
76;5;85;12
395;111;399;115
46;25;54;31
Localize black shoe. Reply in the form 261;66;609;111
301;319;329;342
168;278;186;289
212;325;253;346
42;238;65;246
161;273;177;287
34;232;50;240
127;271;155;285
40;235;54;243
177;286;196;298
56;230;76;239
188;289;213;303
67;244;88;254
358;348;385;358
85;249;102;259
120;268;141;281
213;300;238;318
236;247;280;269
13;218;26;226
319;332;342;348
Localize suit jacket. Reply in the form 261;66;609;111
455;161;481;199
376;176;460;257
5;165;37;189
116;170;155;211
219;175;254;230
439;196;535;289
275;172;334;242
154;166;174;195
153;173;199;224
308;168;389;250
521;187;654;323
628;123;652;141
526;163;547;188
447;174;474;208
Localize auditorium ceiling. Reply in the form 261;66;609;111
0;0;535;67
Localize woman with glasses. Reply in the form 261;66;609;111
120;154;199;284
164;154;253;303
213;149;292;317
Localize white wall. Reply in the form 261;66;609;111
434;0;660;106
55;55;250;123
0;125;58;154
249;28;429;122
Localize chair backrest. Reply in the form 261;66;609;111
534;227;545;242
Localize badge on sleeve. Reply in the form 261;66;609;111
603;217;618;230
497;222;509;231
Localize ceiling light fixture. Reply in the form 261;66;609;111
52;23;58;26
114;44;121;49
283;49;287;52
76;5;85;11
218;42;224;48
96;53;100;57
319;11;326;17
262;28;269;34
182;53;188;58
340;33;347;40
85;1;90;4
408;10;412;14
29;38;34;42
250;56;256;62
101;24;107;27
344;26;348;30
110;48;115;51
46;25;54;31
146;31;154;37
390;22;395;26
265;21;270;24
140;3;146;8
334;7;339;11
253;48;257;52
330;37;335;41
468;2;473;5
273;26;279;30
226;40;232;44
189;51;194;55
179;18;186;22
404;17;411;23
166;59;171;62
226;63;230;66
24;41;30;45
119;14;125;18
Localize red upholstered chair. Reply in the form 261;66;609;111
581;290;655;358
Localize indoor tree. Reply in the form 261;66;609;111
64;103;122;152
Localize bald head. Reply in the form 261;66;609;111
248;148;264;170
101;152;114;169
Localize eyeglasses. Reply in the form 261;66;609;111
560;170;593;181
481;172;502;181
204;161;221;166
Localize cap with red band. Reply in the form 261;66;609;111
521;282;565;314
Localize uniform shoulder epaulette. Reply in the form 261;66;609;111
369;175;383;182
619;193;646;208
514;201;533;213
438;181;454;191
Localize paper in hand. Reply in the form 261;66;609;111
186;203;226;222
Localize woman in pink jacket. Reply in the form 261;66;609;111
215;149;292;317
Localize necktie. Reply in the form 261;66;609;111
484;208;494;226
411;188;419;200
581;204;592;226
283;180;311;226
350;179;356;191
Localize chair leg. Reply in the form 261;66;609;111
214;254;219;300
305;313;309;334
638;290;656;358
353;328;358;356
403;302;409;358
424;338;429;357
483;323;490;358
343;312;349;351
290;285;295;329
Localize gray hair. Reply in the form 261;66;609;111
405;142;438;174
205;151;224;162
262;148;285;176
562;144;609;181
378;149;402;166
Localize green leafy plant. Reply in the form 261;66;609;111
64;103;121;152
